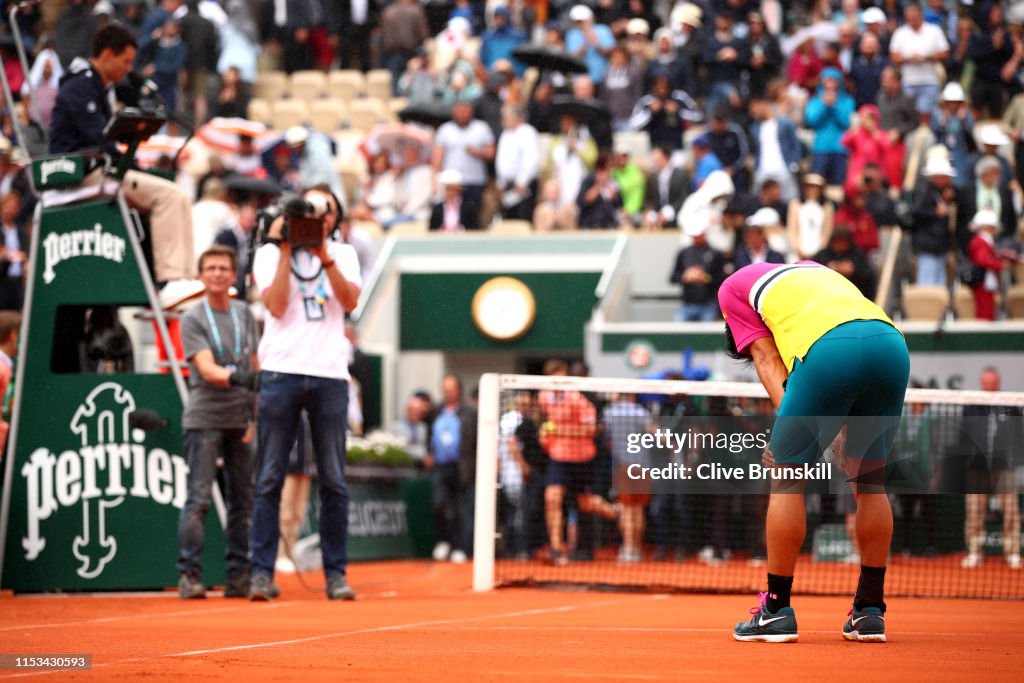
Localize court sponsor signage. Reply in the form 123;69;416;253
2;199;225;592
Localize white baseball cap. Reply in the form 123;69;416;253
862;7;886;24
977;124;1010;147
970;208;999;232
569;5;594;22
285;126;309;146
747;207;781;228
922;157;956;178
439;169;463;186
626;18;650;35
941;82;965;102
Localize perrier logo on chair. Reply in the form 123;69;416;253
31;155;85;189
42;223;127;284
21;382;188;580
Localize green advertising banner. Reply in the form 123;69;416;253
1;199;225;592
299;475;435;562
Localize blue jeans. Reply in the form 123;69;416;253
705;81;738;119
676;301;720;322
811;152;848;187
915;252;947;286
251;372;350;579
432;462;463;550
903;83;940;115
177;428;254;578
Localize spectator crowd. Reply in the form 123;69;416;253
0;1;1021;319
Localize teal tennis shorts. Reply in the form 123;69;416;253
770;320;910;466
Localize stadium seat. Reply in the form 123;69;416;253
366;70;393;101
901;285;950;321
328;70;365;101
348;99;387;131
387;221;428;236
310;98;348;132
611;131;651;170
1007;285;1024;318
954;286;976;320
289;70;327;102
246;98;272;126
489;219;533;235
387;97;409;122
253;71;288;101
271;99;309;129
353;220;382;240
338;168;361;209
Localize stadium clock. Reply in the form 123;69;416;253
471;276;536;342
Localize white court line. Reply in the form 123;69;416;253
427;625;998;638
0;601;292;633
0;594;666;679
0;590;402;633
482;671;671;681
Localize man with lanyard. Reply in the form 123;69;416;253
249;190;362;601
720;261;909;643
177;246;260;599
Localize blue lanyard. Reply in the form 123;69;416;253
293;252;330;304
203;300;242;362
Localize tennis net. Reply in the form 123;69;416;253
472;374;1024;600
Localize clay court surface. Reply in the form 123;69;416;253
1;560;1021;682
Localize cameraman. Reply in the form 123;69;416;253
49;24;198;306
248;190;362;602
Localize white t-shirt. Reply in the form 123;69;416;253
434;119;495;186
252;241;362;380
757;119;787;177
890;23;949;86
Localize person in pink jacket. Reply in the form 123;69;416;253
842;105;889;195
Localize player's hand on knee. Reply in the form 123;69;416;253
762;448;776;468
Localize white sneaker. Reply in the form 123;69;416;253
961;553;982;569
449;549;468;564
1008;554;1022;570
432;541;451;562
159;279;206;310
275;557;297;574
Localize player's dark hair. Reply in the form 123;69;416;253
91;23;138;58
724;322;753;366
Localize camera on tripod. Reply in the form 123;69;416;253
257;195;325;250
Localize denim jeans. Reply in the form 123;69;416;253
251;371;350;579
811;152;848;187
915;252;947;286
177;428;254;579
432;462;463;550
903;83;940;115
676;301;721;322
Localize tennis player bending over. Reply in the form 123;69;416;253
720;262;909;643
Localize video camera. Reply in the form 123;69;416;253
257;195;325;250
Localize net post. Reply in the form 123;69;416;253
473;373;500;592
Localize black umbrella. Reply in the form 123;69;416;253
224;174;282;197
397;100;453;128
512;44;588;75
550;95;610;124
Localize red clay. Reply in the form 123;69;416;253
0;561;1021;682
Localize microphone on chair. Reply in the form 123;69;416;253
126;72;161;100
